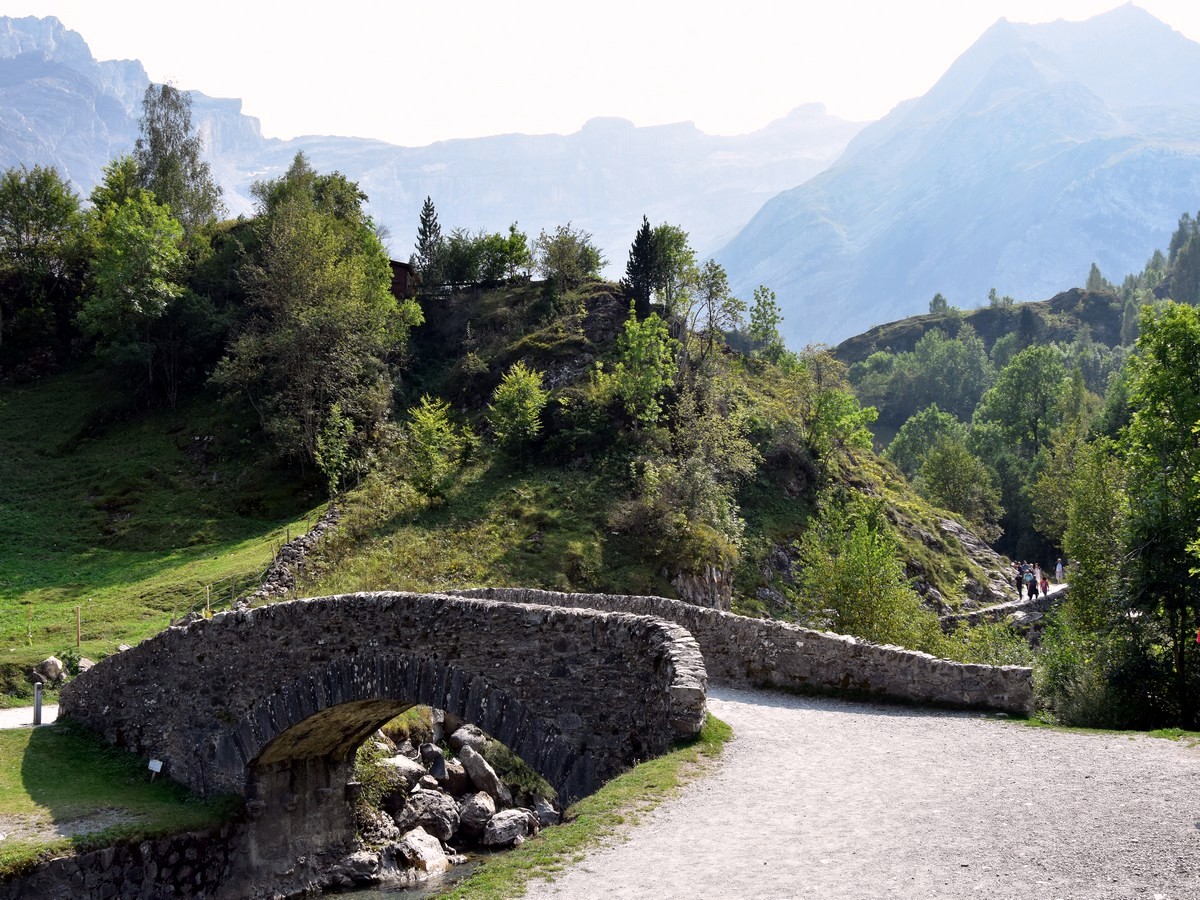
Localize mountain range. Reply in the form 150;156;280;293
718;4;1200;344
0;15;861;271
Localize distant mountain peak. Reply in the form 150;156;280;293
0;15;93;65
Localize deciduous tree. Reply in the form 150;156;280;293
134;83;224;238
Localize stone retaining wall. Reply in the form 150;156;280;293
454;588;1033;715
0;827;239;900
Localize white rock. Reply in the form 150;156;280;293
399;826;450;874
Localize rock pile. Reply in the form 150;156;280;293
325;720;562;892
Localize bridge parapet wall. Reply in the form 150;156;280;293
454;588;1033;715
60;592;707;802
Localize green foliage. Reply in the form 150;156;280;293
133;83;224;239
973;345;1066;456
917;437;1003;543
315;402;356;495
747;285;786;363
212;153;421;470
650;223;697;318
489;361;549;449
413;195;443;287
534;222;604;295
988;287;1015;308
884;403;966;477
794;493;939;649
78;188;186;399
605;305;677;427
405;394;466;496
1123;302;1200;723
0;164;85;370
938;620;1033;666
929;292;949;314
624;215;656;319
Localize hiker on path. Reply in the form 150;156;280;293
1055;558;1064;583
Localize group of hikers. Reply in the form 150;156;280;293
1014;558;1064;599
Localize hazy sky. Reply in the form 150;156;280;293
6;1;1200;146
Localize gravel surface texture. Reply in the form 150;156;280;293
0;704;57;729
524;686;1200;900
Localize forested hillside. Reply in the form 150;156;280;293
833;232;1200;729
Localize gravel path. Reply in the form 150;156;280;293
0;704;57;729
524;687;1200;900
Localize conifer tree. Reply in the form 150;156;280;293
413;196;443;289
625;215;657;319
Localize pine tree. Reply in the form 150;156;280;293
413;196;443;289
625;215;657;319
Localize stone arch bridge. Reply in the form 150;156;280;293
59;592;707;892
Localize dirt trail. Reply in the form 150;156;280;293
524;687;1200;900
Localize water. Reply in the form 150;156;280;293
327;859;479;899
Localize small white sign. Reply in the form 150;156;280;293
148;759;163;773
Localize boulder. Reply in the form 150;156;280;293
392;788;461;842
440;758;472;796
399;826;450;875
457;791;496;837
419;742;448;780
76;657;96;673
339;849;381;885
449;724;489;755
35;656;65;684
482;808;541;848
459;745;512;808
379;754;427;790
533;796;561;827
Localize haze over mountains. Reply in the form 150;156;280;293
0;14;861;270
719;4;1200;344
3;8;1200;347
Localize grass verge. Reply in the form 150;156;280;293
0;722;238;877
434;713;732;900
1019;716;1200;745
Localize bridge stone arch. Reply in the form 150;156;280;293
60;592;707;888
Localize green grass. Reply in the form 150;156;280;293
0;722;238;877
434;713;731;900
0;366;321;681
307;455;671;600
1020;715;1200;744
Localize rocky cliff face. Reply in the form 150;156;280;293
719;5;1200;345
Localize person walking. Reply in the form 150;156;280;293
1055;558;1064;583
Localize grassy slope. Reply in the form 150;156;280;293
0;722;237;876
0;366;320;683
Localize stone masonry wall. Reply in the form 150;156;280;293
60;592;708;801
454;588;1034;715
0;826;238;900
